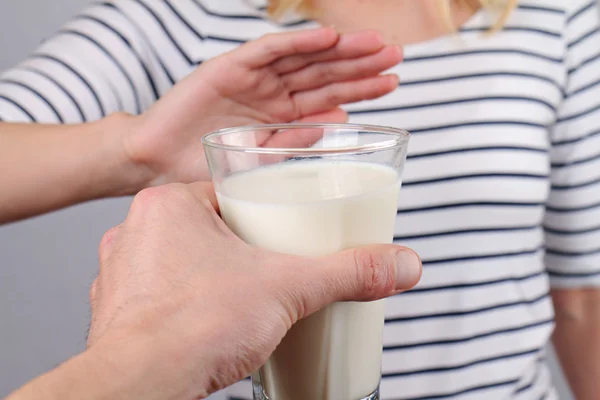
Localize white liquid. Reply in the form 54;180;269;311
217;160;401;400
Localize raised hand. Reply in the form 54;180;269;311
124;28;402;185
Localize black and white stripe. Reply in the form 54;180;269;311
2;0;600;398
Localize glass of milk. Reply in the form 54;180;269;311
202;123;410;400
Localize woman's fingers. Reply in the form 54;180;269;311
296;107;349;124
232;27;340;68
272;30;386;74
261;108;347;150
283;45;403;92
293;74;400;116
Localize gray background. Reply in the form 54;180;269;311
0;0;575;398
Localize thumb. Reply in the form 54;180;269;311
304;245;422;313
325;244;422;301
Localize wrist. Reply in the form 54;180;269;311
84;326;212;400
5;344;138;400
6;333;197;400
94;112;157;196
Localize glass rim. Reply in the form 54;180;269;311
201;123;410;155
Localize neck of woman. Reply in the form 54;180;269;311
309;0;480;46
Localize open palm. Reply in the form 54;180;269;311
126;28;402;185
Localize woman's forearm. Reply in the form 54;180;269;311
552;288;600;400
0;113;151;224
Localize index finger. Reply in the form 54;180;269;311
231;27;340;68
272;30;386;74
187;182;219;213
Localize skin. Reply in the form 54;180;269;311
0;28;402;224
2;27;417;399
7;182;423;400
310;0;479;45
4;1;594;396
551;289;600;400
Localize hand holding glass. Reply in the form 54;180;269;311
203;124;410;400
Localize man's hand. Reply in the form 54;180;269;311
7;182;421;399
125;28;402;185
79;182;420;399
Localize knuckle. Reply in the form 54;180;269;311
99;226;119;262
315;64;335;83
161;184;194;206
131;184;191;218
259;34;287;58
355;59;374;76
353;249;396;298
132;186;168;211
89;278;99;307
324;90;343;106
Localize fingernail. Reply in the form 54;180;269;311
394;249;422;290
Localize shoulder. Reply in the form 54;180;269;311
193;0;313;30
191;0;273;23
192;0;316;56
562;0;599;18
504;0;598;42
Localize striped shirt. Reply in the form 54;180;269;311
2;0;600;399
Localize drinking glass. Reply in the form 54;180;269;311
202;123;410;400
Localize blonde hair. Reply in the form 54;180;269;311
268;0;518;33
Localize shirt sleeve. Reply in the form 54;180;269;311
544;0;600;288
0;1;172;123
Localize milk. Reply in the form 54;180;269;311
217;160;401;400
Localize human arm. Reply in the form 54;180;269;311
0;114;147;224
6;182;422;399
0;28;402;224
3;344;148;400
545;2;600;398
552;288;600;400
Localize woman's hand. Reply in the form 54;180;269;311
0;29;401;224
83;182;421;399
124;28;402;185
